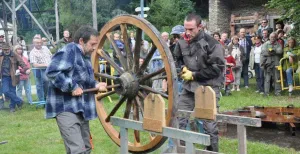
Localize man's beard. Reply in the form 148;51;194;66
83;44;92;57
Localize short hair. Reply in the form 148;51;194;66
269;32;277;38
277;29;284;35
288;37;297;47
213;32;220;38
185;13;202;26
262;29;269;33
262;19;268;23
73;25;98;44
161;32;169;36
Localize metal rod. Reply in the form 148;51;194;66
92;0;97;31
96;90;116;100
55;0;59;42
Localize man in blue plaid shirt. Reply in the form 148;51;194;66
45;25;106;154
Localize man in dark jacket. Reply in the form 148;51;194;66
174;13;225;152
0;43;28;112
239;28;253;88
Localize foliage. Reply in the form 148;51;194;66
147;0;195;33
266;0;300;39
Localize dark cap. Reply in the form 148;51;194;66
2;43;10;50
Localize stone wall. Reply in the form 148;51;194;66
208;0;280;35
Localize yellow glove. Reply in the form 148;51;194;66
181;67;193;81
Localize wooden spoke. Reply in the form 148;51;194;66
139;85;168;99
124;99;133;119
151;76;167;81
97;90;116;100
135;97;144;115
137;45;157;75
120;24;133;68
105;96;127;122
139;68;166;82
97;49;124;74
95;72;117;80
133;100;141;145
133;28;142;73
106;32;128;70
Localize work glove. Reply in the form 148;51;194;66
181;67;193;81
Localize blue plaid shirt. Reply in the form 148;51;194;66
45;42;98;120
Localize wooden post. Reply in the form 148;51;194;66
237;124;247;154
120;127;128;154
92;0;97;31
1;2;9;43
55;0;59;42
18;0;56;47
12;0;17;45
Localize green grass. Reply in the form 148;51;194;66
0;79;300;154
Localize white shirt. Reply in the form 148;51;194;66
253;45;262;63
231;45;241;61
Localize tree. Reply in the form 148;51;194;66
266;0;300;39
147;0;195;33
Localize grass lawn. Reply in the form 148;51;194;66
0;79;300;154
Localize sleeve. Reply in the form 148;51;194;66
275;44;283;55
192;43;225;80
29;50;37;64
45;48;78;92
173;42;184;68
16;55;28;72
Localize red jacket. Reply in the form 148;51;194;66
225;55;236;66
18;56;30;80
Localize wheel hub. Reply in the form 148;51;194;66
115;72;139;99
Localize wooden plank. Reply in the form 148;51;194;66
194;86;217;120
143;94;166;132
237;124;247;154
177;111;261;127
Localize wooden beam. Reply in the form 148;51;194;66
3;0;12;12
92;0;97;31
15;0;27;11
18;0;56;47
55;0;59;42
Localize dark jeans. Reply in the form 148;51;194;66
2;76;22;109
33;69;48;101
242;59;249;87
254;63;264;92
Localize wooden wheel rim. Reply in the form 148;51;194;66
92;15;178;153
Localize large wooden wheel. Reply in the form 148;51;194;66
92;15;178;153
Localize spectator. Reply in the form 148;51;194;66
30;37;52;101
220;32;230;46
257;19;273;37
283;37;300;95
161;32;170;47
277;30;285;50
14;45;32;104
262;29;269;43
238;28;253;89
250;36;264;94
276;23;283;32
228;36;245;91
56;29;73;49
0;35;6;49
213;32;221;42
0;43;28;112
261;32;283;96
